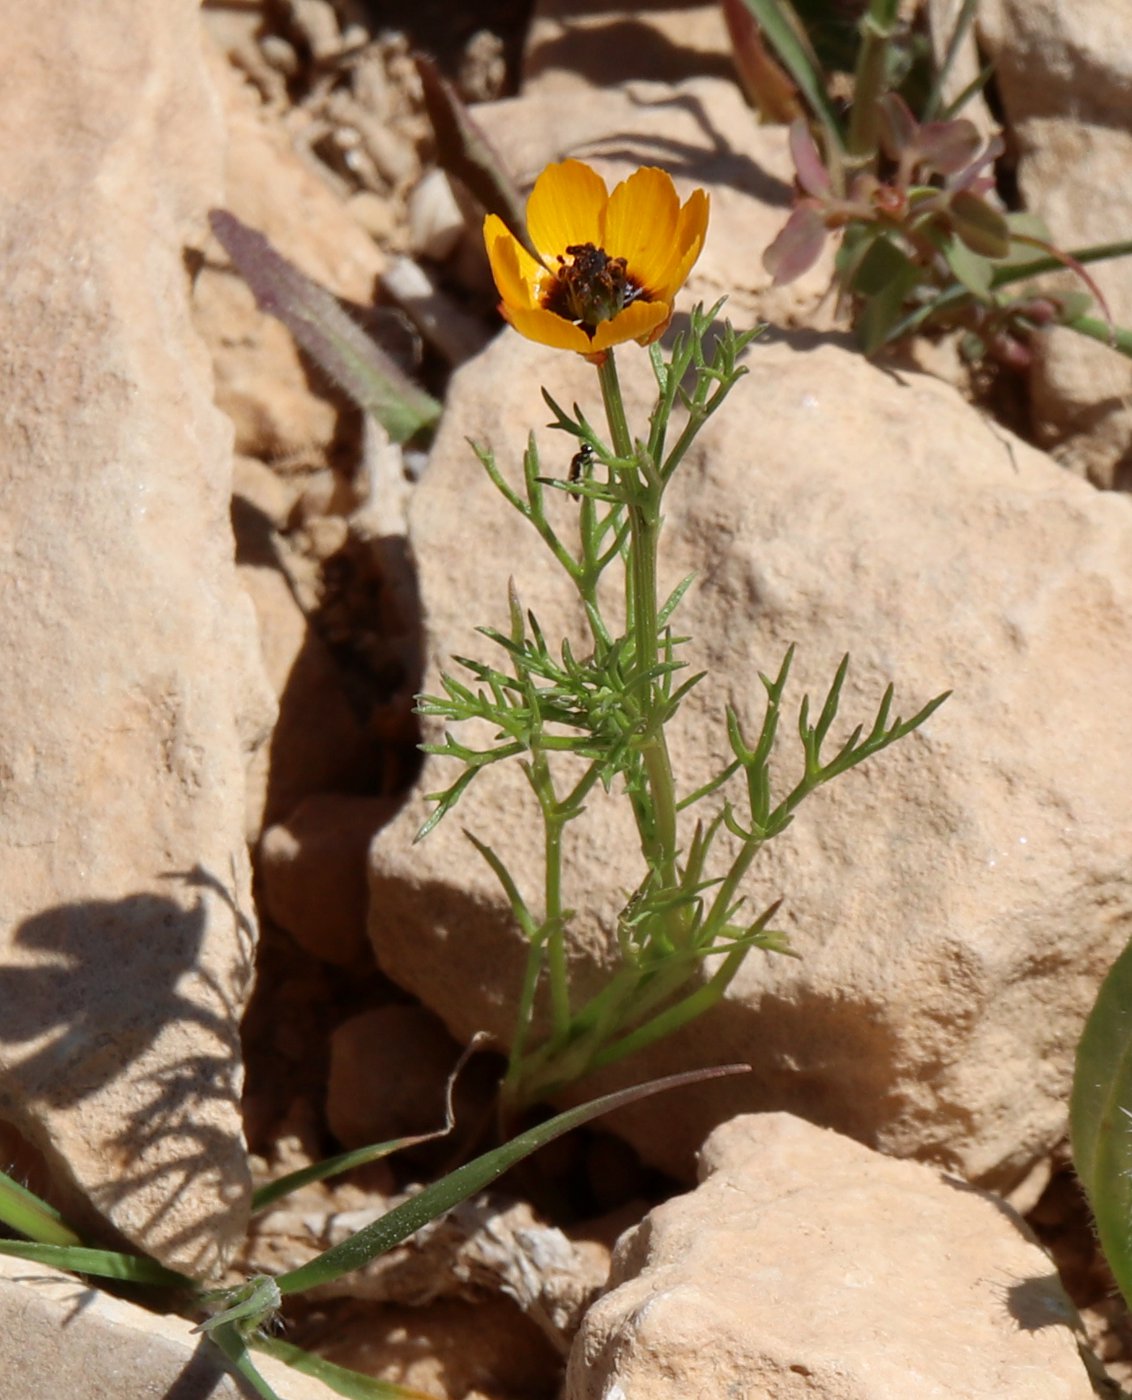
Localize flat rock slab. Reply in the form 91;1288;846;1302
566;1113;1107;1399
0;2;274;1273
0;1253;336;1400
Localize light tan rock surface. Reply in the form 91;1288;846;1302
195;35;389;464
0;1253;337;1400
566;1113;1105;1399
523;1;731;94
978;0;1132;487
199;54;417;840
369;317;1132;1195
0;2;274;1273
261;794;397;965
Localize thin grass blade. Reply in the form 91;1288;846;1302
210;1322;285;1400
252;1335;435;1400
273;1066;749;1296
0;1169;82;1247
0;1239;195;1289
252;1037;484;1213
736;0;845;161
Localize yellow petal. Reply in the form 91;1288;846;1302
501;302;595;354
648;189;711;304
601;167;679;295
484;214;546;311
590;298;671;352
526;160;607;266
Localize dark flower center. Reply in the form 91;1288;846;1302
542;243;649;334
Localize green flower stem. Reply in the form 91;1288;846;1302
590;943;750;1072
598;350;682;898
1062;312;1132;359
990;239;1132;287
538;764;571;1037
847;0;901;161
597;348;634;459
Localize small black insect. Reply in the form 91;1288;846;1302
568;442;594;499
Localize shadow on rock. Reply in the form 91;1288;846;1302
0;867;252;1264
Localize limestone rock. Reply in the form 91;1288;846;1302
0;1253;336;1400
261;793;397;965
978;0;1132;487
194;35;387;462
0;1;275;1274
368;320;1132;1195
325;1003;461;1145
566;1113;1105;1399
523;1;732;95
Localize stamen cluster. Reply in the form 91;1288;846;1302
544;243;646;331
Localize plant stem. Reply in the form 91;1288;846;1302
991;240;1132;288
597;351;682;898
1062;313;1132;359
598;349;633;458
847;0;900;161
543;800;570;1036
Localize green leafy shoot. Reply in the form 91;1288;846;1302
740;0;1132;364
218;1066;748;1303
0;1070;743;1399
418;305;947;1113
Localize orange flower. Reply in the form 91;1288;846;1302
483;160;709;359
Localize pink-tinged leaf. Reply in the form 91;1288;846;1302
949;190;1010;259
916;118;982;176
210;210;441;443
877;92;919;163
789;119;830;196
763;203;828;284
951;133;1004;191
